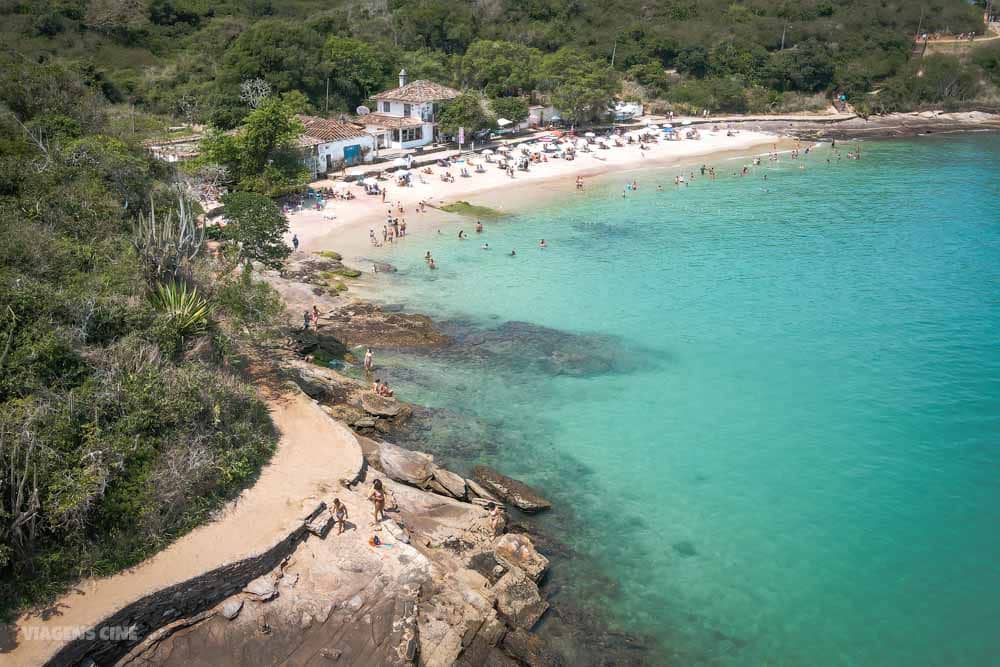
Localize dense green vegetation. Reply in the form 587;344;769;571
0;55;286;617
2;0;995;129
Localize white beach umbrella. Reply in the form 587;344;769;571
497;145;511;152
664;123;673;128
584;131;596;138
497;118;513;127
481;149;494;155
393;157;407;167
682;120;692;125
647;123;659;129
397;170;411;177
362;177;378;186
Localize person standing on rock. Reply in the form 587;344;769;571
303;310;310;331
364;347;374;372
488;503;506;536
368;479;386;525
332;498;349;535
310;305;320;330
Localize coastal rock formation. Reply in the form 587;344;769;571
502;628;564;667
443;320;632;377
432;466;468;500
494;534;549;582
379;441;434;486
321;301;451;349
362;392;404;417
473;466;552;513
493;569;549;630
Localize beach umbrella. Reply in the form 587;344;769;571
393;157;406;167
497;145;511;152
397;170;411;177
362;177;378;186
647;123;659;129
481;149;494;155
682;120;692;125
663;127;675;133
497;118;513;127
584;131;596;138
664;123;673;128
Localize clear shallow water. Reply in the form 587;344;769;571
362;136;1000;665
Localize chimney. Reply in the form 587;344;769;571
399;69;408;88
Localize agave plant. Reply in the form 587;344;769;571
151;282;211;339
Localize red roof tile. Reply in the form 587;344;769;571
372;80;461;103
297;115;369;142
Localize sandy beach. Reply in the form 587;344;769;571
285;129;796;262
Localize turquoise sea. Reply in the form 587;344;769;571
360;135;1000;665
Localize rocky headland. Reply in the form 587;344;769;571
107;253;579;667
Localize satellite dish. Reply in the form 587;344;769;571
356;105;370;116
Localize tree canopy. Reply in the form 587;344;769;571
200;95;308;196
220;191;291;272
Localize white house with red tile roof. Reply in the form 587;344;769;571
358;70;461;151
296;115;375;177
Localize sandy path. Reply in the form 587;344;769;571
4;387;364;667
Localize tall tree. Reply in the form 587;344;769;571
325;36;394;109
220;192;290;274
541;48;620;123
436;93;492;136
200;95;307;196
461;40;542;97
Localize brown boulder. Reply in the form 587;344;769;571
432;466;468;499
473;466;551;513
501;628;564;667
493;533;548;582
378;441;433;486
362;392;403;417
493;569;548;631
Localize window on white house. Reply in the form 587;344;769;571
400;127;422;143
403;103;412;116
381;101;390;113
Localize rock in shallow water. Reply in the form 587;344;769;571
361;392;403;417
494;533;549;582
473;466;551;513
494;568;549;630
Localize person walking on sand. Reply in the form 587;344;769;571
332;498;349;535
368;479;386;524
292;234;299;250
364;347;374;372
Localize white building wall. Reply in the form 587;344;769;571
310;135;375;175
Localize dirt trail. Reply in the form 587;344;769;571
4;387;364;667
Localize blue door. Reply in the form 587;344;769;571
344;144;362;166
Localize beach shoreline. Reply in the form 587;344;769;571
287;129;799;265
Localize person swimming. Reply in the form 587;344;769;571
509;249;516;256
482;243;490;250
539;239;547;248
